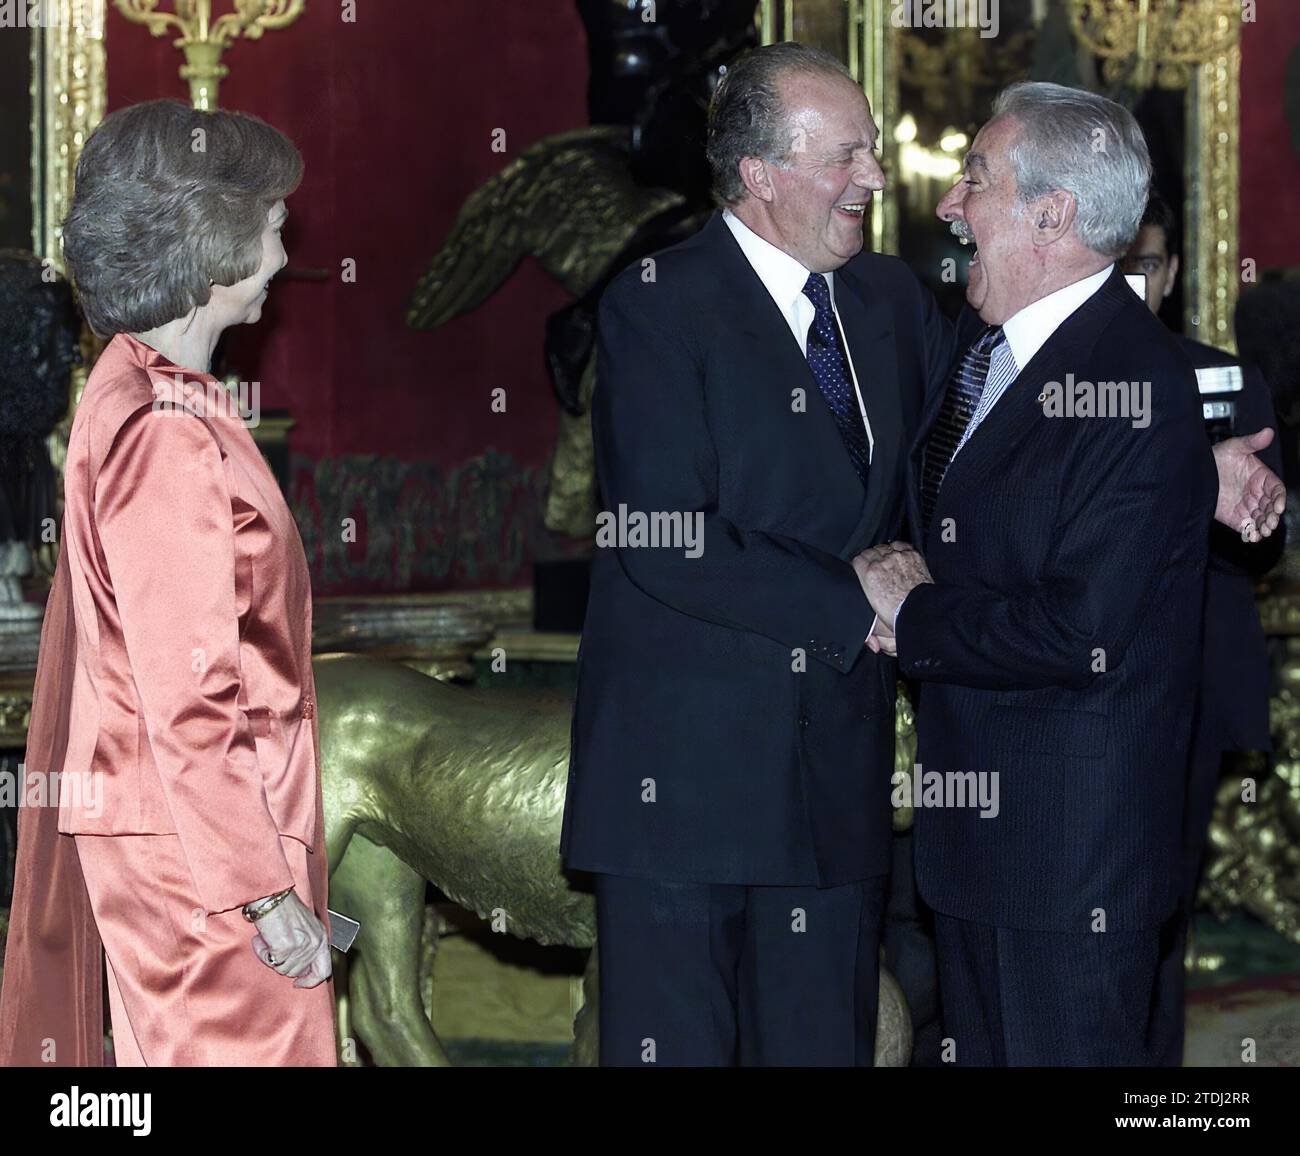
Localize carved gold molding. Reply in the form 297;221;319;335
1068;0;1242;346
1185;39;1241;352
1069;0;1240;90
1204;649;1300;946
30;1;107;272
30;1;109;500
1253;589;1300;637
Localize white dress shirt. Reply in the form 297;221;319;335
954;262;1114;456
893;262;1115;636
722;208;874;461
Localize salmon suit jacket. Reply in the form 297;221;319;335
0;332;329;1065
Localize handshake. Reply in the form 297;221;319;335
851;541;933;658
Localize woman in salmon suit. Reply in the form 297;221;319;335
0;100;335;1066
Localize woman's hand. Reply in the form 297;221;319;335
249;891;333;988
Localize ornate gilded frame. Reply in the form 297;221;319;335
758;0;1241;346
30;1;107;271
1185;37;1241;351
30;1;108;484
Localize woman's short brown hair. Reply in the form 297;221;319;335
62;99;303;338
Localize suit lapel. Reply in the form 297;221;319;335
834;263;902;550
710;216;871;517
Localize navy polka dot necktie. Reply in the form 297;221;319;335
801;272;870;487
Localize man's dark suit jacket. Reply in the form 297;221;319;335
1179;336;1282;757
561;212;954;886
897;267;1218;932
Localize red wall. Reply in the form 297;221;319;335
106;1;588;594
1240;6;1300;270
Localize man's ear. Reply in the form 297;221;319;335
1164;253;1180;298
1029;190;1076;246
738;155;775;203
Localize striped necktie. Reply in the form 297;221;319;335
801;272;870;486
920;325;1005;533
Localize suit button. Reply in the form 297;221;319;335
302;697;315;719
799;716;809;728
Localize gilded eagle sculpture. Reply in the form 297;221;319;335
405;127;690;538
406;2;760;538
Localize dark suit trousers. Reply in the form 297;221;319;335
934;913;1165;1066
594;872;887;1066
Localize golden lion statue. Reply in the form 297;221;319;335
315;653;911;1065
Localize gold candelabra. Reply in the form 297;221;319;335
1068;0;1241;89
113;0;305;109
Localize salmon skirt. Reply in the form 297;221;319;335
72;832;337;1066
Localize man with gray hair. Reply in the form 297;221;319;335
856;81;1280;1065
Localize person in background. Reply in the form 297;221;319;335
1123;189;1285;1066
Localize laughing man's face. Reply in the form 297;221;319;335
935;115;1041;324
763;72;885;273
